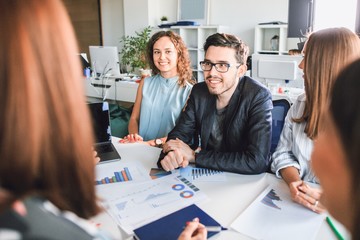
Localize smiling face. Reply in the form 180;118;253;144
311;114;353;229
152;36;178;78
203;46;246;99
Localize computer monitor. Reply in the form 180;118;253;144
251;53;304;89
89;46;121;77
287;0;315;38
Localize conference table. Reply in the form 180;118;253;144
93;137;349;240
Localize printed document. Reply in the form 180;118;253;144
96;174;208;234
231;180;325;240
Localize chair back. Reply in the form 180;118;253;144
271;99;291;154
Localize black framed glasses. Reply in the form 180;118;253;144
199;61;240;73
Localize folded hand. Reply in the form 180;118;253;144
290;181;325;213
160;138;195;171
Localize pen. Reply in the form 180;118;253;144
183;225;227;232
326;216;345;240
204;226;227;232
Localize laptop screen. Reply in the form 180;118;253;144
88;102;111;143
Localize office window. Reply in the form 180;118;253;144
314;0;358;31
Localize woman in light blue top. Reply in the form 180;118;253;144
271;28;360;213
139;74;192;141
121;31;194;144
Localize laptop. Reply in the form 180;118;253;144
88;102;121;163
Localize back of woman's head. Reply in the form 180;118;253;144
330;59;360;238
300;28;360;139
146;31;194;86
0;0;100;218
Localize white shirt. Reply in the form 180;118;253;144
271;93;318;183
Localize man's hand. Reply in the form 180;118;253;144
160;138;195;171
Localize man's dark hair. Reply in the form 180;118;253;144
203;33;249;65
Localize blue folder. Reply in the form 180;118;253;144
133;204;224;240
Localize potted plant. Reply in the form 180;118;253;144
120;26;152;74
160;16;168;24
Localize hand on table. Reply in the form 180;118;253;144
160;138;195;171
289;180;325;213
93;150;100;164
119;133;143;143
178;218;207;240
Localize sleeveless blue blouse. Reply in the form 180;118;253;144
139;74;192;141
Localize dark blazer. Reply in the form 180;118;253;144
158;76;273;174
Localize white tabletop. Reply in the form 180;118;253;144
92;137;349;240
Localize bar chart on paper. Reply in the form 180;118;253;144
261;188;282;210
95;161;150;185
179;166;226;182
95;167;132;185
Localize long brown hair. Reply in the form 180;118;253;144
0;0;100;218
146;31;195;86
294;28;360;139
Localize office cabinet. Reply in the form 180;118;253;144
168;25;228;82
254;24;289;55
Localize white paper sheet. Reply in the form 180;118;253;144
96;174;208;234
231;181;325;240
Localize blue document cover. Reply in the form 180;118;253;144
133;204;223;240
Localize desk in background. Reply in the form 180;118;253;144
84;77;138;103
93;139;349;240
84;77;303;104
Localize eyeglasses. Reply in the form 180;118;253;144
199;61;240;73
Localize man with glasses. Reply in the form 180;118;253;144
157;33;272;174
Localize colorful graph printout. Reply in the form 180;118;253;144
95;161;150;185
96;167;132;185
96;174;207;233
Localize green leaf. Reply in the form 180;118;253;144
119;26;152;72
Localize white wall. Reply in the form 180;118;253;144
209;0;289;53
101;0;290;53
123;0;150;35
149;0;178;26
101;0;124;47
